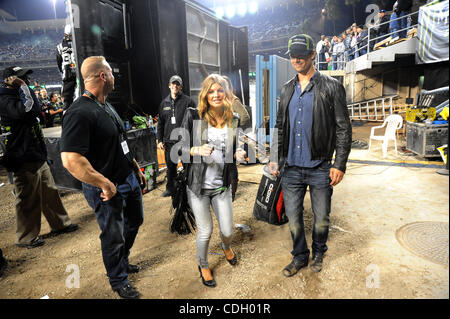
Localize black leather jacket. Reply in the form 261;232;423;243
272;71;352;173
157;93;196;144
179;107;240;196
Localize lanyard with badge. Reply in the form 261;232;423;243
170;98;176;124
84;90;134;165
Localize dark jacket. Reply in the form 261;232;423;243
179;107;240;196
272;72;352;173
157;92;196;144
357;29;368;49
0;84;47;172
397;0;413;13
378;14;390;35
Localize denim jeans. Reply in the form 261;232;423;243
186;186;234;268
82;172;144;290
398;11;409;38
281;162;333;263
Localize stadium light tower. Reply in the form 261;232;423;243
248;1;258;14
51;0;57;19
225;5;236;18
215;7;225;19
237;3;247;17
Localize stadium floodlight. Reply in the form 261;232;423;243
237;3;247;17
225;5;236;18
248;1;258;14
51;0;57;19
215;7;225;19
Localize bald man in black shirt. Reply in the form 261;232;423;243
61;56;145;299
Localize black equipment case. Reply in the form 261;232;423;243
253;172;288;226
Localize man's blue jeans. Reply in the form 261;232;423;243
281;162;333;263
398;11;409;38
82;172;144;290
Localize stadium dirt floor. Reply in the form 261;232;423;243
0;122;448;299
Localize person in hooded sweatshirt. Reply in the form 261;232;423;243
0;66;78;249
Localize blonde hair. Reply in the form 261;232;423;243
221;75;237;101
197;74;234;127
80;56;107;83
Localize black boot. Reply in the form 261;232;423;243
310;254;323;273
114;284;140;299
0;250;7;278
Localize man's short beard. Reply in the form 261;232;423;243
19;75;30;85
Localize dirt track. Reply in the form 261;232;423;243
0;152;448;299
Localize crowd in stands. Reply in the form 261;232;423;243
316;0;416;70
0;29;61;62
0;29;63;86
231;2;320;42
29;67;62;86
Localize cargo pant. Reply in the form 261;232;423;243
13;161;72;245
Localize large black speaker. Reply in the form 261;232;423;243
125;0;190;117
69;0;249;119
70;0;133;118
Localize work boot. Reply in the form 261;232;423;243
161;190;172;197
114;284;140;299
310;254;323;273
50;223;79;236
0;254;7;278
127;264;140;274
15;237;45;249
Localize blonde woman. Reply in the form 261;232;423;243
222;75;250;130
180;74;246;287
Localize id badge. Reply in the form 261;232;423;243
171;116;176;124
121;140;130;155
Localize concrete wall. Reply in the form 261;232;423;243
347;57;424;107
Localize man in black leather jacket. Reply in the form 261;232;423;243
268;34;351;276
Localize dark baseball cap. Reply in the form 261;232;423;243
285;34;315;57
169;75;182;86
2;66;33;80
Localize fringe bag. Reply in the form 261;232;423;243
169;166;196;235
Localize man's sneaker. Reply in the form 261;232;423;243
15;237;45;249
114;284;140;299
50;224;79;236
0;256;7;278
310;254;323;273
161;190;172;197
127;264;140;274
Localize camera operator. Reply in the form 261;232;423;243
45;92;64;127
56;25;77;111
0;66;78;248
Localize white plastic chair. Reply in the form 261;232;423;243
368;114;403;158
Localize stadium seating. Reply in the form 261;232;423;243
0;29;62;86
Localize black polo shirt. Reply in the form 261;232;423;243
60;96;133;184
